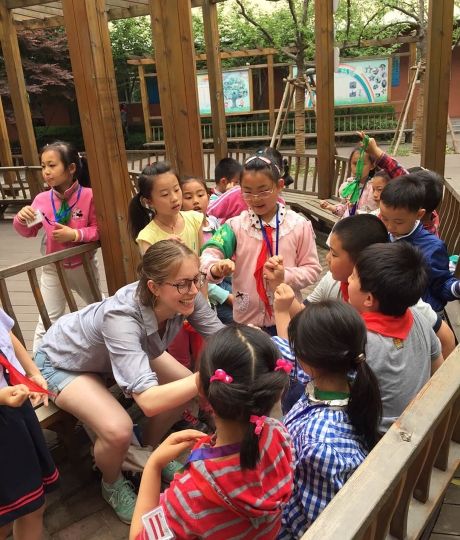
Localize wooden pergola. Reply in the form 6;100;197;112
0;0;455;292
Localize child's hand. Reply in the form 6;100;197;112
148;429;206;470
274;283;295;312
356;131;383;160
28;373;49;406
264;255;285;291
51;223;77;243
210;259;235;278
17;205;37;223
0;384;30;407
226;293;234;306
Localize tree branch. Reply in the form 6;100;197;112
383;3;422;25
301;0;310;28
346;0;351;41
287;0;299;33
235;0;275;46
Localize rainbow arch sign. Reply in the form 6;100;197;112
305;57;389;107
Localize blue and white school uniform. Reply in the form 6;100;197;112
279;381;368;539
0;310;59;526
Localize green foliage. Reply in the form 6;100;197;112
109;17;153;102
34;125;84;150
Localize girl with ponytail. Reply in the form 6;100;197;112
131;325;294;540
279;299;382;539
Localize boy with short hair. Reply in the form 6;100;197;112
209;157;243;203
407;167;443;236
380;174;460;313
348;242;443;431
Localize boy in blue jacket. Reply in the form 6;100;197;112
379;174;460;313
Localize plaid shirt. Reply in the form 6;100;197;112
278;386;368;539
272;336;310;385
376;152;407;179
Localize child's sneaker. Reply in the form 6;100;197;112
101;476;137;524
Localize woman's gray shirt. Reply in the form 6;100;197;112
38;282;224;395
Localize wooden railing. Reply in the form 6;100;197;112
439;179;460;275
128;151;349;199
0;242;101;347
302;345;460;540
150;111;400;144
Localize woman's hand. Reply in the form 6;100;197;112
210;259;235;279
17;205;37;224
147;429;206;470
0;384;30;407
28;373;49;406
51;223;77;243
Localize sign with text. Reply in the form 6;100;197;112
197;68;251;115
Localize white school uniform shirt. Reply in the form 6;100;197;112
0;310;26;390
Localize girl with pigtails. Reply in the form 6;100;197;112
130;325;294;540
278;300;382;538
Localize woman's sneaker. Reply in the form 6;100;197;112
101;476;137;524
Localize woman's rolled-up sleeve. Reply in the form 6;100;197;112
102;309;159;395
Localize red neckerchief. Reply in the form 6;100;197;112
340;281;349;302
361;310;414;340
0;352;56;397
254;225;273;318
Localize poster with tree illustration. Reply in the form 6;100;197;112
197;68;251;115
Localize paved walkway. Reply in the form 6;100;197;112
0;146;459;539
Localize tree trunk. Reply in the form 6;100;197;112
294;82;306;154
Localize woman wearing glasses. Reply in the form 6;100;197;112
34;239;223;525
201;150;321;335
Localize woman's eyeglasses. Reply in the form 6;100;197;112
164;273;206;295
241;186;275;200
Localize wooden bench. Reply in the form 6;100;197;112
0;166;40;218
301;345;460;540
0;242;101;433
439;179;460;342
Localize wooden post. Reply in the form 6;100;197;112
138;65;152;143
61;0;139;293
0;0;42;197
0;94;16;186
149;0;204;178
421;0;454;176
202;0;227;163
314;0;335;199
267;53;275;135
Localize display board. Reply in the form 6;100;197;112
300;57;389;107
197;68;251;115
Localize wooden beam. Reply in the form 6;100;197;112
421;0;454;176
61;0;139;293
267;53;275;134
0;0;42;197
315;0;335;199
149;0;204;178
202;0;227;162
0;94;16;185
127;47;280;65
138;64;152;143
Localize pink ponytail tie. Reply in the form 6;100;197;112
250;415;267;436
210;369;233;384
275;358;293;374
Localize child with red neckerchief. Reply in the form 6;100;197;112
130;325;293;540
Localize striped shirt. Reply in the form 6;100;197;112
279;387;368;539
138;418;294;540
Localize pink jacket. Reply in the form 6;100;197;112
207;186;285;224
13;182;99;268
207;185;248;223
201;207;321;327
